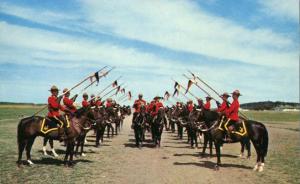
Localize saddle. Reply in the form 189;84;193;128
218;116;247;137
40;116;70;134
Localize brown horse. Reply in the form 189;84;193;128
16;108;94;167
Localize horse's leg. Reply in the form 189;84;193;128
209;137;213;158
201;134;208;157
81;134;86;156
25;137;36;165
75;137;80;157
239;141;245;158
107;125;110;138
190;130;194;148
246;139;251;159
17;139;27;166
214;141;221;170
69;141;75;166
134;127;139;147
252;141;261;171
64;142;70;166
42;137;49;156
96;129;100;147
49;139;58;157
195;130;198;149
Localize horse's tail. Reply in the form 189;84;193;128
261;124;269;157
17;116;36;146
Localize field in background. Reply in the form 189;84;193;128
0;104;299;184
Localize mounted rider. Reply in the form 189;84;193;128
224;90;241;142
90;94;96;107
95;96;102;108
106;98;113;108
217;92;230;114
47;85;69;139
82;93;90;108
132;94;147;126
63;88;77;114
203;96;212;110
187;100;194;112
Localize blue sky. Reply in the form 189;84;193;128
0;0;298;105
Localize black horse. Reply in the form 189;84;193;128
152;108;165;148
132;106;147;148
193;109;268;171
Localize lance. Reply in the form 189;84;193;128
100;83;125;100
117;93;127;101
183;74;217;101
80;66;115;93
108;85;127;99
96;76;122;97
172;79;199;100
32;66;108;116
188;70;249;120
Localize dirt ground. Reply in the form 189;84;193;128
1;114;299;184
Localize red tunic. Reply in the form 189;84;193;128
187;103;194;112
106;101;112;108
151;101;164;116
133;99;147;113
217;101;228;112
63;97;77;113
147;101;155;113
96;100;102;107
225;99;239;121
203;101;211;110
48;95;65;117
82;100;90;107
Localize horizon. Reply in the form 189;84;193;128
0;0;299;105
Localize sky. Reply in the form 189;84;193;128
0;0;299;106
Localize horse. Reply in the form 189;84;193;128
16;107;94;167
132;106;147;148
193;109;268;171
152;108;166;148
93;106;108;147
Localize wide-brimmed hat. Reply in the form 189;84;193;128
63;88;69;93
221;92;230;97
49;85;59;91
83;93;88;97
206;96;212;100
231;90;241;96
154;96;163;100
138;94;143;97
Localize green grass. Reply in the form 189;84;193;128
0;105;47;120
243;111;299;122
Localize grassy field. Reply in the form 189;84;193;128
0;105;299;184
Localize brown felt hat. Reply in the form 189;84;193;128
63;88;69;93
221;92;230;97
49;85;59;91
232;90;241;96
83;93;88;97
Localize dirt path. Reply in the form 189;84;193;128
63;115;261;184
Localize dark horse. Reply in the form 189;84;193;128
192;109;268;171
132;106;147;148
152;108;165;148
17;108;94;167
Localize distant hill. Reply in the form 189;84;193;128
241;101;300;110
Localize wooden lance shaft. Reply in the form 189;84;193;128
100;83;125;100
188;70;249;120
108;85;127;99
80;66;115;93
183;74;217;101
96;76;122;97
32;66;108;116
172;79;199;100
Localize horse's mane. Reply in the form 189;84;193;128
75;107;87;118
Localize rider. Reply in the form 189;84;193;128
106;98;113;108
217;92;230;113
63;88;77;114
132;94;147;126
90;94;96;107
224;90;241;142
203;96;212;110
151;96;164;117
82;93;90;108
47;85;68;139
95;96;102;108
187;100;194;112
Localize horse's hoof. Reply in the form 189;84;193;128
214;165;220;171
253;164;259;171
27;160;34;166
